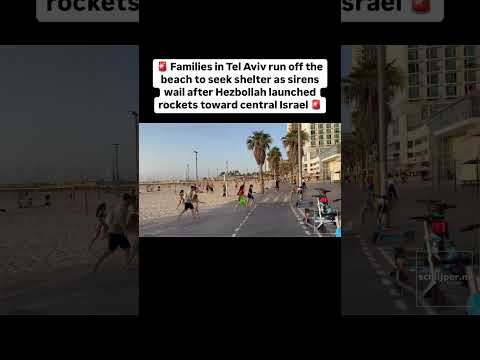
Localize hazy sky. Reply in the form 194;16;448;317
341;45;352;133
0;45;138;184
140;123;290;181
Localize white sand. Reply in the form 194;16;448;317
140;179;273;222
0;188;137;288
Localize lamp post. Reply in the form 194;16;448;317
194;150;198;182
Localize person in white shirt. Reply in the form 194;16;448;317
93;193;133;273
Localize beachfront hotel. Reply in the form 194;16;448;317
352;45;480;182
287;123;342;181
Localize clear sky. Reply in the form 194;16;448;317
140;123;290;181
341;45;352;133
0;45;138;184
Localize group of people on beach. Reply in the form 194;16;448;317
89;190;139;273
16;192;51;209
176;186;203;219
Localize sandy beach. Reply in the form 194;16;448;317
0;187;138;291
140;179;275;222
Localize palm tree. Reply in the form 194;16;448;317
342;46;405;190
247;130;273;194
267;146;282;181
281;127;309;181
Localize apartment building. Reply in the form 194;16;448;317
352;45;480;178
287;123;341;177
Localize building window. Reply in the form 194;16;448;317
408;63;419;73
427;61;440;73
445;72;456;84
327;140;331;145
427;73;439;84
426;47;439;59
445;59;456;71
445;46;456;58
465;57;477;68
408;141;413;148
427;86;439;97
408;48;418;61
409;73;419;85
409;87;420;98
408;153;414;158
465;46;476;57
465;70;477;83
446;85;457;97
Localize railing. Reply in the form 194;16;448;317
428;95;480;133
318;144;341;161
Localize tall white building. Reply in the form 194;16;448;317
287;123;341;178
352;45;480;179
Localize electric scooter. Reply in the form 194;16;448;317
408;211;470;306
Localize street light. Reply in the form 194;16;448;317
194;150;198;182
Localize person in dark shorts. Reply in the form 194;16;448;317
177;186;197;219
93;193;133;273
247;184;255;207
275;179;280;192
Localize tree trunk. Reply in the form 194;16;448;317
259;164;265;193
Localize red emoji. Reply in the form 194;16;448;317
312;100;321;110
159;61;167;72
412;0;430;13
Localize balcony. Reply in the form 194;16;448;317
428;93;480;136
318;144;341;162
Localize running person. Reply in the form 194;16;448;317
235;183;246;209
88;202;108;251
93;194;133;273
275;179;280;192
192;193;204;216
247;184;255;207
178;186;197;219
176;190;185;209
